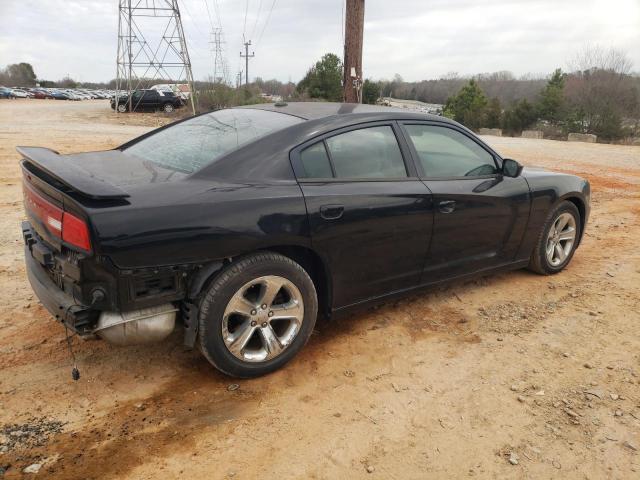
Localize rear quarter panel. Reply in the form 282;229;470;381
88;179;310;269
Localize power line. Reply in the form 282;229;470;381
243;0;249;39
256;0;277;45
212;0;222;28
250;0;263;40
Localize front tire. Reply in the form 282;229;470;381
528;201;581;275
117;103;127;113
198;252;318;378
163;103;174;113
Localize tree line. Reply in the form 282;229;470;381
293;47;639;141
4;45;638;140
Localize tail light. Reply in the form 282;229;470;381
23;181;91;251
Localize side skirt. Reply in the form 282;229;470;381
331;259;530;318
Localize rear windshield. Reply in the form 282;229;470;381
123;108;303;173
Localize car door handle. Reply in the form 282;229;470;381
438;200;456;213
320;204;344;220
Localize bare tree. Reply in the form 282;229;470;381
564;45;638;138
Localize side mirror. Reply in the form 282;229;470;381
502;158;523;178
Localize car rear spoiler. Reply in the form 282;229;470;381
17;146;130;199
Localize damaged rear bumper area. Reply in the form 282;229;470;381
23;221;97;335
23;221;177;344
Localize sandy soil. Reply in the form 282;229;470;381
0;100;638;479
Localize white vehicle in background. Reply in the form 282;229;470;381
11;88;29;98
150;83;190;101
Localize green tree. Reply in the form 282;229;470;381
296;53;343;102
537;68;566;121
502;99;537;134
443;79;488;130
0;62;37;86
362;79;380;104
484;97;502;128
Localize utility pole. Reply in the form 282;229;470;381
342;0;365;103
236;70;243;88
240;40;255;86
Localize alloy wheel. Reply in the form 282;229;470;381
545;212;577;267
222;275;304;363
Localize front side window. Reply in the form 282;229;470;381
124;108;303;173
405;124;497;178
324;126;407;179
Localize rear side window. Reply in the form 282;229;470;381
404;124;497;178
325;126;407;179
300;142;333;178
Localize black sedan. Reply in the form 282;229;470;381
111;89;183;113
19;102;590;377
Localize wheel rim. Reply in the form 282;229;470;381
546;212;577;267
222;276;304;363
117;104;126;113
164;104;173;112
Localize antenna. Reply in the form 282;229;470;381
116;0;197;114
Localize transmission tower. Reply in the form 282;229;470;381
116;0;196;114
210;27;229;84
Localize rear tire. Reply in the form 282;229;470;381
163;103;174;113
198;252;318;378
528;201;581;275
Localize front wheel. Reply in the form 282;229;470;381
163;103;174;113
116;103;127;113
198;252;318;378
528;201;581;275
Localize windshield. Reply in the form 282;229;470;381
123;108;303;174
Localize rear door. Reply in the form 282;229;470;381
292;122;434;308
399;122;530;282
142;90;160;110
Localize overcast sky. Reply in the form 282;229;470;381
1;0;639;83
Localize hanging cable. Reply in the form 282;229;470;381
250;0;263;40
256;0;276;45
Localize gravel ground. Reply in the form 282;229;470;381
0;100;638;479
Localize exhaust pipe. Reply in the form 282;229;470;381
94;304;177;346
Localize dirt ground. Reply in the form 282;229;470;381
0;100;638;479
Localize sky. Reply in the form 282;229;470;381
1;0;639;84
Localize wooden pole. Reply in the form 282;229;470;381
343;0;365;103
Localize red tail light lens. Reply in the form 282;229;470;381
23;181;91;251
62;211;91;251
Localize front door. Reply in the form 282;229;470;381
292;123;434;308
400;122;530;282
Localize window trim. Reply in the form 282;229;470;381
398;121;504;181
290;121;419;183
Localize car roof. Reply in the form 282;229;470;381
238;101;447;122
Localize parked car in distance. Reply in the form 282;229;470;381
48;90;70;100
0;87;15;99
10;88;28;98
30;89;54;99
110;89;184;113
19;102;590;378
